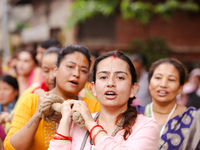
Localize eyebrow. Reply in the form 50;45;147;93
154;73;178;79
97;71;128;75
68;61;89;69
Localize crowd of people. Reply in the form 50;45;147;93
0;39;199;150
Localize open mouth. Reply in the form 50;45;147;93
105;91;116;96
158;90;167;94
69;80;79;85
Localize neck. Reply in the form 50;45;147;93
152;100;176;114
18;75;29;83
54;88;77;100
17;76;29;95
99;105;127;124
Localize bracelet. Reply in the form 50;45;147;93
55;132;72;141
53;137;71;141
92;129;107;145
89;125;104;142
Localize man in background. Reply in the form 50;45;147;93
129;53;152;106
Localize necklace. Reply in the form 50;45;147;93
150;102;177;137
152;108;171;114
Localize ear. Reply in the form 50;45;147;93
130;83;138;98
53;65;58;78
14;90;18;99
91;82;97;97
149;85;151;90
178;86;183;94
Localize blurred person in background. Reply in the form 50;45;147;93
30;39;62;86
16;49;38;95
4;47;61;136
5;55;18;78
36;39;61;67
185;68;200;109
129;53;151;106
11;47;61;115
0;75;18;131
136;58;200;149
177;68;200;107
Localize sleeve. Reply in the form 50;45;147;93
94;119;160;150
4;94;38;150
82;97;101;113
48;140;72;150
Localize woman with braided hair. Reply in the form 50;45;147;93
48;51;160;150
4;45;101;150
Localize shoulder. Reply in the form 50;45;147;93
82;97;101;113
134;105;145;114
134;114;159;130
20;93;39;108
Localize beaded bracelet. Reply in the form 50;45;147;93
89;125;104;142
92;129;107;145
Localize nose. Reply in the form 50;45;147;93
107;77;116;88
160;77;168;87
73;67;80;78
49;70;54;80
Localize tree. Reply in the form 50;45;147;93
68;0;199;28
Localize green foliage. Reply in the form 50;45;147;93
120;0;153;24
67;0;120;28
154;0;199;20
68;0;199;28
16;21;30;32
126;38;170;70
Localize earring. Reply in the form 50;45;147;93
130;94;134;98
94;93;97;96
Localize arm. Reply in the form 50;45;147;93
48;100;75;150
4;94;43;150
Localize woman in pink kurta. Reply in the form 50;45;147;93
48;51;160;150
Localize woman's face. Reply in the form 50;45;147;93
149;63;182;104
0;81;18;106
53;52;89;96
17;51;36;76
41;53;57;91
92;56;138;109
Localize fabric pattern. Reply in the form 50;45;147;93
135;105;200;150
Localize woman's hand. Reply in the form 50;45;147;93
72;101;96;130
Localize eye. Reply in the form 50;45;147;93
100;76;107;80
67;65;74;69
117;76;124;80
155;76;161;79
81;69;88;74
169;79;175;81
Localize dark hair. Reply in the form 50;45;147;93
39;39;61;49
148;58;188;86
93;50;138;140
43;47;61;57
129;53;147;66
20;49;37;64
0;75;18;98
90;50;100;58
56;45;91;68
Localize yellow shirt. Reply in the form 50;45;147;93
4;94;101;150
